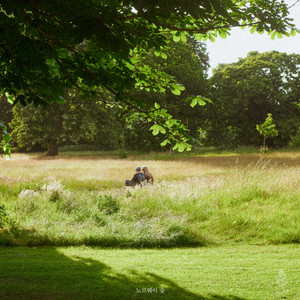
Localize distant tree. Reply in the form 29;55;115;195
205;51;300;147
123;37;210;150
256;113;279;152
10;91;122;156
289;127;300;147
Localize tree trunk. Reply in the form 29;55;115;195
46;141;59;156
46;115;63;156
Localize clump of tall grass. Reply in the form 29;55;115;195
1;177;201;247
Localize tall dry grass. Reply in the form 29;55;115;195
0;152;299;246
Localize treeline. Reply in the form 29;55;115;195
1;39;300;155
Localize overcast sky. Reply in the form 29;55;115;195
206;0;300;76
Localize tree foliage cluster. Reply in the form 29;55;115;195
5;48;300;154
203;51;300;148
10;90;123;155
0;1;299;154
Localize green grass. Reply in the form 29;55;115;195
0;151;299;247
0;245;299;299
57;145;300;159
1;151;300;299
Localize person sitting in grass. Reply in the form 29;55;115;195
142;166;154;184
125;166;145;186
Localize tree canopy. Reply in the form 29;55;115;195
204;51;300;147
10;90;123;155
0;0;298;155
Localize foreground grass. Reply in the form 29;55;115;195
0;151;299;247
0;245;299;299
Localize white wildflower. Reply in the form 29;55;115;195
18;189;39;199
41;179;64;194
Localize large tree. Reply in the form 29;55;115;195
1;0;298;153
123;37;210;151
204;51;300;147
10;90;123;155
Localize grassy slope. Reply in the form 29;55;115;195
0;245;299;299
0;151;299;246
0;151;299;299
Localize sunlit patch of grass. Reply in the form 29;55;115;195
0;151;299;247
1;245;299;299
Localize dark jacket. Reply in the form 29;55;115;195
131;172;145;184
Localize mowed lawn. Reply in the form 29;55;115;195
0;245;299;299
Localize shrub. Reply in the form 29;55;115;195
289;127;300;147
97;195;119;215
0;205;8;228
50;191;61;202
117;148;128;159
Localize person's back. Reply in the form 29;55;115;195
125;166;145;186
132;171;145;185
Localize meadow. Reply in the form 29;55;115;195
0;150;299;299
0;150;299;247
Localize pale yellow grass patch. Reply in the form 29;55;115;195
1;153;299;192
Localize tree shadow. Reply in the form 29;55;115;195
0;247;246;300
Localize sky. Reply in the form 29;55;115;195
206;0;300;76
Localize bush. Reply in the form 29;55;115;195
0;205;8;228
97;195;119;215
117;148;128;159
289;127;300;147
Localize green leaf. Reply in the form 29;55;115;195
197;97;206;106
181;32;187;42
5;93;15;104
290;29;296;37
150;124;160;135
158;125;166;134
219;30;227;39
208;35;215;42
173;35;180;42
160;139;170;147
270;31;277;40
173;32;181;42
173;142;191;152
195;34;204;41
277;32;283;39
125;62;135;70
189;96;211;107
150;124;166;135
250;27;256;34
160;52;167;59
170;84;185;96
154;102;160;109
190;98;198;108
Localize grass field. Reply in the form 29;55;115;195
0;151;299;299
1;245;299;299
1;151;299;247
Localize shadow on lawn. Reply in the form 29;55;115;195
0;247;245;300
